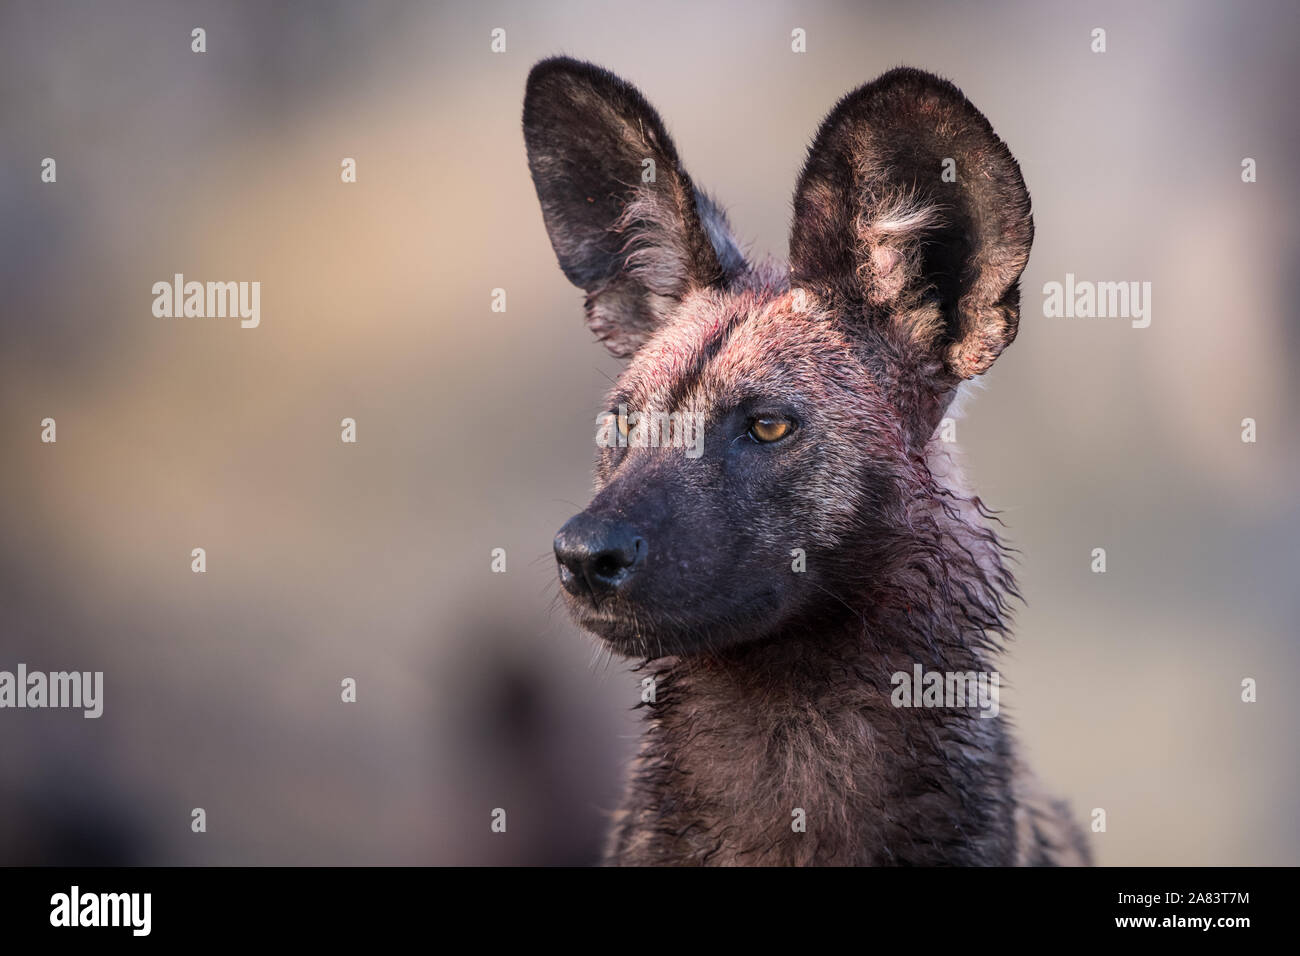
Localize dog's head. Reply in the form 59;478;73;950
524;58;1031;658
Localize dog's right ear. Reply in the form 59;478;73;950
789;68;1032;383
523;57;745;357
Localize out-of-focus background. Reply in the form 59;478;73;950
1;0;1296;865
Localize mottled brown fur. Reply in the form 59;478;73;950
524;58;1090;866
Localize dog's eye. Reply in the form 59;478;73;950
617;412;631;438
748;418;793;443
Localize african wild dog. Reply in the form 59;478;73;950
524;58;1090;866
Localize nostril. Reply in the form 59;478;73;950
592;553;624;580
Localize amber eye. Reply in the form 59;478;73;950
616;411;632;438
748;417;793;443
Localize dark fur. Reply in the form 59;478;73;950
524;58;1090;866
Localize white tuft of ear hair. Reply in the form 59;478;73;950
853;194;944;310
615;186;697;300
869;195;945;236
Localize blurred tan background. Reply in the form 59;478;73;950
0;0;1296;865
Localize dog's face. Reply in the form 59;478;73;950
524;59;1032;658
567;288;884;655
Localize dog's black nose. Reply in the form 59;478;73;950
554;514;645;599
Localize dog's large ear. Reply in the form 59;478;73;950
524;57;746;357
790;68;1032;381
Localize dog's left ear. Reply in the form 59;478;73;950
524;57;746;357
790;68;1032;381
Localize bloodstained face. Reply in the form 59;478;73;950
524;59;1032;658
556;286;905;656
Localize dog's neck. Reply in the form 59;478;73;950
605;490;1022;866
